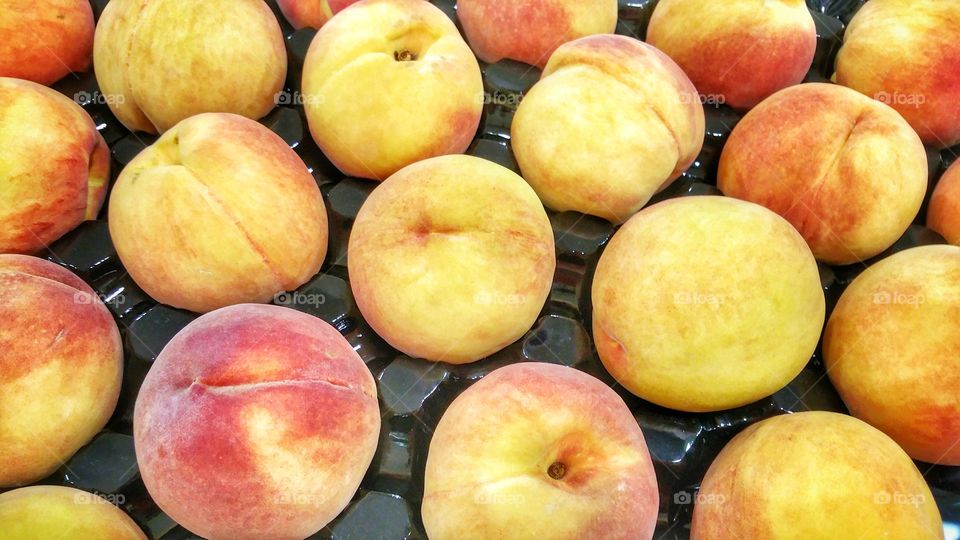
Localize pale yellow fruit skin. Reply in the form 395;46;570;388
94;0;286;134
348;155;555;364
592;196;825;412
108;113;328;313
422;363;659;540
692;412;944;540
302;0;483;180
824;245;960;465
512;34;704;223
0;486;146;540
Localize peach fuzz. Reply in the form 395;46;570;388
348;155;555;364
276;0;359;29
824;245;960;465
928;161;960;245
691;412;943;539
0;77;109;255
94;0;286;134
512;34;704;223
108;113;328;314
422;363;658;540
301;0;483;180
646;0;816;110
0;0;94;85
134;304;380;540
835;0;960;148
592;196;824;413
0;255;122;487
456;0;617;69
0;486;146;539
718;83;927;265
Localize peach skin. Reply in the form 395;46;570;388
692;412;944;540
0;486;146;540
94;0;286;134
646;0;816;110
512;34;704;223
348;155;556;364
592;196;824;412
134;304;380;540
301;0;483;180
456;0;618;69
0;255;122;487
422;363;658;540
0;0;94;85
276;0;359;29
835;0;960;148
0;77;109;255
718;83;928;265
108;113;328;314
928;161;960;245
824;245;960;465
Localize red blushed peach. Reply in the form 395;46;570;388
134;304;380;540
422;363;659;540
835;0;960;148
0;486;146;539
0;0;94;85
301;0;483;180
691;412;943;539
276;0;359;29
512;34;705;223
646;0;816;110
348;155;556;364
718;83;928;265
0;255;122;487
456;0;618;69
824;245;960;465
0;77;109;255
928;161;960;245
108;113;328;314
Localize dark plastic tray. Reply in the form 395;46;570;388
17;0;960;538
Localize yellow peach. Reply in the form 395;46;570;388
0;0;94;85
928;161;960;245
0;486;146;539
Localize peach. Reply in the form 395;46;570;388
691;412;943;539
276;0;359;29
824;245;960;465
108;113;328;314
718;83;928;265
0;0;94;85
94;0;286;134
835;0;960;148
0;255;122;487
348;155;555;364
134;304;380;540
592;196;824;412
301;0;483;180
512;34;705;223
646;0;816;110
422;363;658;540
0;77;109;255
0;486;146;539
927;161;960;245
456;0;618;69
